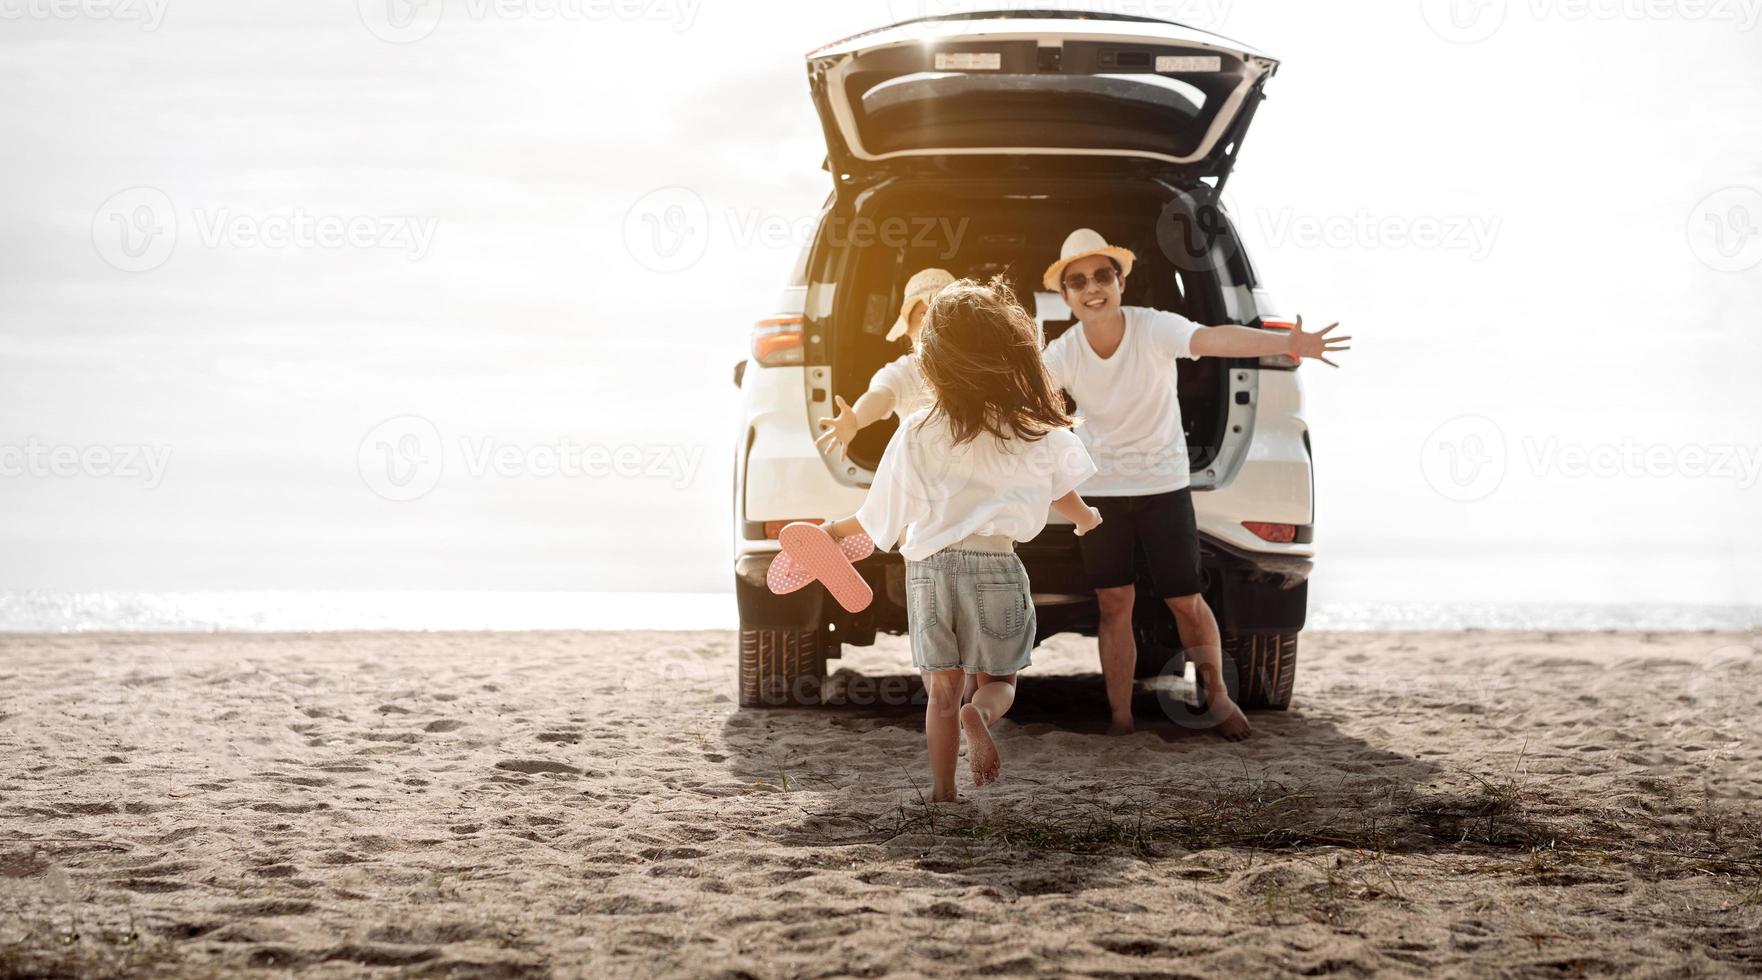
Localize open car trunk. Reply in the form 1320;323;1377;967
820;177;1237;479
807;11;1278;195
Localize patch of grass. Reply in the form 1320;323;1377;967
0;907;181;980
1718;875;1762;908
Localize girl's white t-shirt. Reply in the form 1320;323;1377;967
855;409;1097;561
1041;306;1203;497
868;353;929;420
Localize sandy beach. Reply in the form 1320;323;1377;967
2;628;1759;978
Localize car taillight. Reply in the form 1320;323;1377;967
1258;317;1299;370
752;315;803;367
762;520;813;539
1243;521;1298;543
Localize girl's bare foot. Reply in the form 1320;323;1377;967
959;704;1001;786
1214;698;1252;741
1107;715;1135;736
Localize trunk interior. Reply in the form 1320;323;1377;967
826;177;1233;476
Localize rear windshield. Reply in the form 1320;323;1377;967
835;38;1253;161
850;71;1209;157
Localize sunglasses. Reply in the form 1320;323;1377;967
1061;266;1118;292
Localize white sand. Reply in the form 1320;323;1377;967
2;629;1759;977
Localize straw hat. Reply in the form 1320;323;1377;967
1042;228;1136;292
886;267;957;342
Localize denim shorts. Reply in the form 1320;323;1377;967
905;539;1036;676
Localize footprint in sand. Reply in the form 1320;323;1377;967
494;759;581;776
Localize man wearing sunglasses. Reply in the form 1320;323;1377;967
1040;228;1349;739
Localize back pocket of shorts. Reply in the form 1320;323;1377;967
908;578;938;633
976;583;1026;641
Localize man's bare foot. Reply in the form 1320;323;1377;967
1213;698;1252;741
1106;715;1135;736
959;704;1001;786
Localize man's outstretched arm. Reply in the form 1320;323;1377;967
1190;315;1352;367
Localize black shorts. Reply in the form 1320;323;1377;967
1077;488;1208;598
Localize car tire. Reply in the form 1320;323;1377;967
1225;630;1298;710
738;626;826;708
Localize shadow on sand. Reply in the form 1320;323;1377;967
713;669;1510;897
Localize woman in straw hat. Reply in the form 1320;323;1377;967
814;267;955;461
1040;228;1350;739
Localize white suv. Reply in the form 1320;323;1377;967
732;10;1313;710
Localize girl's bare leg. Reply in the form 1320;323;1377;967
923;669;964;802
959;672;1015;787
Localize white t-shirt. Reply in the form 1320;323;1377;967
1042;306;1204;497
855;409;1097;562
868;353;929;420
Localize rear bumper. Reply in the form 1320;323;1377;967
736;523;1307;645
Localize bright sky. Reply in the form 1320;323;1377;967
1;0;1759;605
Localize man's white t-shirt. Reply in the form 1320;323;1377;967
855;409;1097;562
1042;306;1203;497
869;353;929;420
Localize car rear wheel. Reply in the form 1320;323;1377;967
738;626;826;708
1225;630;1298;710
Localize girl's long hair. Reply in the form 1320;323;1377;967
913;276;1075;447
